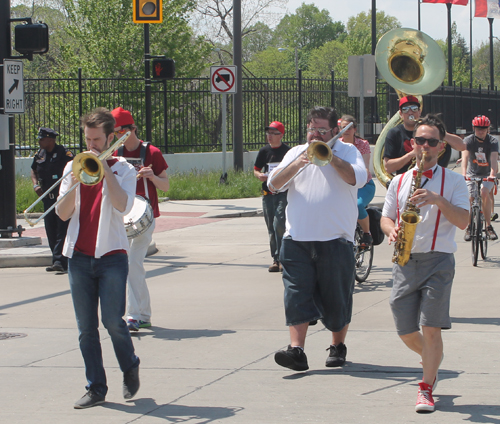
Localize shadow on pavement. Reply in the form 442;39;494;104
131;326;236;341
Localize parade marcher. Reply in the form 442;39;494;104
56;108;140;409
381;114;469;413
462;115;499;241
30;127;73;272
111;107;169;331
254;121;290;272
339;115;375;248
383;96;465;176
268;106;366;370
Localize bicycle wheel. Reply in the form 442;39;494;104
480;212;488;259
471;207;480;266
354;227;374;283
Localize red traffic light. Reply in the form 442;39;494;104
152;58;175;79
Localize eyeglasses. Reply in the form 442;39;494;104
306;127;332;136
114;127;131;135
265;130;282;136
400;105;420;113
474;126;489;130
414;136;440;147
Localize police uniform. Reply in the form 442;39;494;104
31;128;73;271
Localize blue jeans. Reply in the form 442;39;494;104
68;252;139;397
262;192;287;262
357;180;376;220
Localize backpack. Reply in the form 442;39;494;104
367;206;385;246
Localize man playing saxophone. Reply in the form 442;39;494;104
380;114;469;413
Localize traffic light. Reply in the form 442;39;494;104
133;0;163;23
14;23;49;55
152;58;175;79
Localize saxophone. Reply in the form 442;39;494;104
392;151;428;266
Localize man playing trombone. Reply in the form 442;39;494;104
268;106;366;371
56;108;141;409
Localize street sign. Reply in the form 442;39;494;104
348;55;376;98
210;66;237;94
3;60;24;114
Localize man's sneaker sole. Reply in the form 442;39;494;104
138;321;151;328
274;351;309;371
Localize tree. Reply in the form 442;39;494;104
192;0;286;45
272;3;345;52
345;10;401;56
472;40;500;89
243;47;295;77
304;40;348;79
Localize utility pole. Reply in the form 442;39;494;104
232;0;243;171
0;0;20;238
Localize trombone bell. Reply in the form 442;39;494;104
73;153;104;186
307;141;333;167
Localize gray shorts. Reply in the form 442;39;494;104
390;251;455;336
466;179;494;198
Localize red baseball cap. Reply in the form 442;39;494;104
399;95;420;108
265;121;285;135
111;107;134;128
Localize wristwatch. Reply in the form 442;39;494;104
33;184;40;189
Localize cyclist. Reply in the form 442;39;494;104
462;115;499;241
339;115;375;248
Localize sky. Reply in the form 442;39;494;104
282;0;499;51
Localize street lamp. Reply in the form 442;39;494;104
278;47;299;79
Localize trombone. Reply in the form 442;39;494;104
268;122;353;193
24;131;132;227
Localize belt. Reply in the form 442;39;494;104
261;189;272;196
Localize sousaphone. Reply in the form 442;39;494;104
373;28;446;188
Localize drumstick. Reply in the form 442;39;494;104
136;164;153;179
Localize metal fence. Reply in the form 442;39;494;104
13;70;500;157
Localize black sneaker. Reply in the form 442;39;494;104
360;233;373;249
325;343;347;367
52;261;65;272
74;390;105;409
492;213;499;222
45;265;55;272
274;345;309;371
123;363;140;399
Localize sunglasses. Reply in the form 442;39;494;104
114;127;130;135
474;126;489;130
306;127;332;136
265;130;282;136
401;105;420;113
414;136;440;147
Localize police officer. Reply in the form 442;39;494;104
30;128;73;272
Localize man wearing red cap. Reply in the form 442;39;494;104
254;121;290;272
111;107;169;331
383;96;464;176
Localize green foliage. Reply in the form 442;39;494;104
157;169;262;200
437;22;471;86
16;177;44;214
304;40;348;79
273;3;346;52
242;22;275;62
244;48;295;77
58;0;211;78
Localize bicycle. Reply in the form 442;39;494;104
353;223;374;283
466;176;495;266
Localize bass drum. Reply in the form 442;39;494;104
123;195;154;239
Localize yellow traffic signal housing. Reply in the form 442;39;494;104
133;0;163;23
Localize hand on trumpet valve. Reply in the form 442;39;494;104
137;164;153;179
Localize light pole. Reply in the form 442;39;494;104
278;47;299;79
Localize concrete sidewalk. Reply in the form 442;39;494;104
2;181;500;423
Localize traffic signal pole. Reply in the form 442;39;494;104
144;23;152;143
0;0;21;238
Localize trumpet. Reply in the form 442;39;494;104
268;122;353;193
24;131;132;227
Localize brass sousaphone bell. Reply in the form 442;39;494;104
373;28;446;188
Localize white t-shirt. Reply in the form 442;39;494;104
382;167;469;253
269;140;367;242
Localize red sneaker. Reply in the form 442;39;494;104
415;382;435;413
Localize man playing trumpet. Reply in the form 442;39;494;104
269;106;366;371
381;114;469;413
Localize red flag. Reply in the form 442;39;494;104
422;0;469;4
475;0;500;17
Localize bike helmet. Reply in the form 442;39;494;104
472;115;491;127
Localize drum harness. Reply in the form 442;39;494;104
117;142;151;202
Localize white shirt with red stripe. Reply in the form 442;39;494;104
382;167;469;254
58;157;137;259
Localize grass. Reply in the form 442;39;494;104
17;169;262;213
